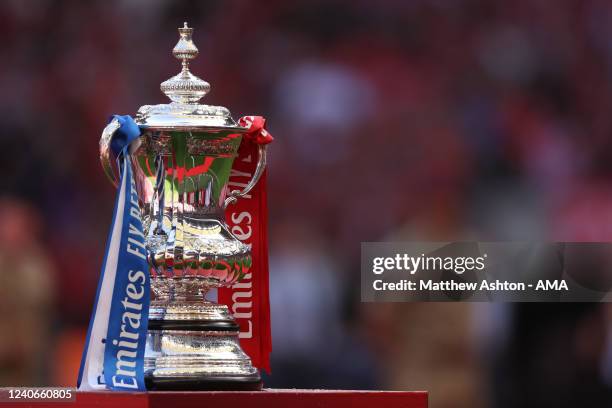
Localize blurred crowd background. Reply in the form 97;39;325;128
2;0;612;407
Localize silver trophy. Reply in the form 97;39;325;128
99;23;265;390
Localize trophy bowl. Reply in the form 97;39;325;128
99;23;265;390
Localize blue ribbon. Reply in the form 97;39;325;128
78;115;150;391
110;115;142;157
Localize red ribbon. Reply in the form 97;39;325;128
239;116;274;145
219;116;272;373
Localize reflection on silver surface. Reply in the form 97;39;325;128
148;299;234;321
145;329;257;377
134;128;252;297
99;23;264;384
99;118;121;187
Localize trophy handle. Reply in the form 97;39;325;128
223;144;267;208
99;118;121;188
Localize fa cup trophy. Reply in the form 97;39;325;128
96;23;269;390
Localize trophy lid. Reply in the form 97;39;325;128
135;23;246;132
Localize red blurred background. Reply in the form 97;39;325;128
1;1;612;407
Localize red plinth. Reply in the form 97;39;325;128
6;390;428;408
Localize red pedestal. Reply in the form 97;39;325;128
5;390;428;408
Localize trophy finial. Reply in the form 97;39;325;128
160;22;210;104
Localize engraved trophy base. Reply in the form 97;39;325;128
145;301;261;391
